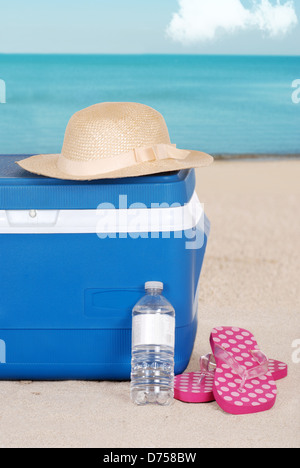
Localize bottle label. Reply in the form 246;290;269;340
132;314;175;348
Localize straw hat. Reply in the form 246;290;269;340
17;102;213;180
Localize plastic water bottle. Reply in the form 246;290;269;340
130;281;175;406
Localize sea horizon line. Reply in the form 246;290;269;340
0;53;299;58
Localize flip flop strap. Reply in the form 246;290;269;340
197;353;217;384
200;353;216;374
214;345;269;391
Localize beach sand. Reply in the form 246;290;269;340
0;160;299;448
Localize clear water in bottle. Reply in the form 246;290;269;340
130;281;175;406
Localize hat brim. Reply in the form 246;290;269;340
16;151;213;181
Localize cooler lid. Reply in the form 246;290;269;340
0;155;196;210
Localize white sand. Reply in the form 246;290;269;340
0;160;299;448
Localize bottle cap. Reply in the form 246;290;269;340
145;281;164;291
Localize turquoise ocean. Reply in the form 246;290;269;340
0;54;299;156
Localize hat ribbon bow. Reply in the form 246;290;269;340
134;144;191;163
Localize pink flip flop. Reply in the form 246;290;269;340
174;355;287;404
268;359;288;381
174;354;216;403
210;327;278;415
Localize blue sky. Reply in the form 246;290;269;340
0;0;300;54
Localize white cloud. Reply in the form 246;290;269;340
166;0;298;44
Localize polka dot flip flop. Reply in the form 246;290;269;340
268;359;288;381
174;355;287;404
174;354;216;403
210;327;278;415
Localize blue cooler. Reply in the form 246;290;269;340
0;155;209;380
